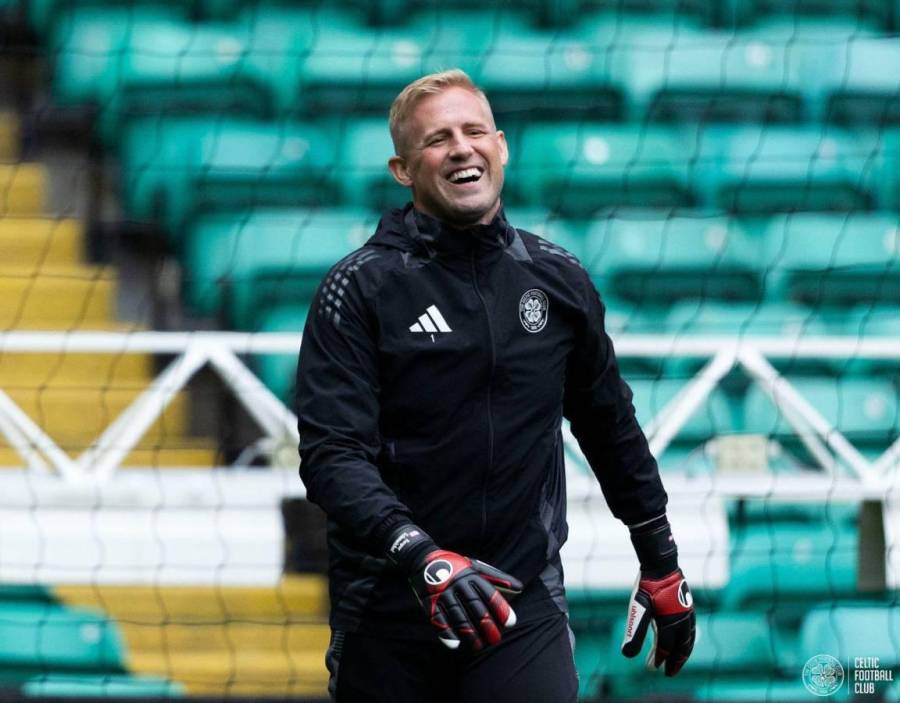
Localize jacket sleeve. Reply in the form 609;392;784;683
295;259;413;553
562;268;667;525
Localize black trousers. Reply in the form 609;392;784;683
326;612;579;703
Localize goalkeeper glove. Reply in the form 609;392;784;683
386;524;523;651
620;514;696;676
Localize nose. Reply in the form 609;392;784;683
448;132;474;159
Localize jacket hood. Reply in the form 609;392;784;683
366;203;516;259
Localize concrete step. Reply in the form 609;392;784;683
0;265;116;328
0;385;196;445
0;443;219;468
0;217;83;268
127;650;329;697
0;163;46;215
55;577;329;620
0;351;153;385
0;112;20;161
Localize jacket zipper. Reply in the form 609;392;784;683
471;251;496;544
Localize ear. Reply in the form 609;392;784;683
496;130;509;168
389;154;413;188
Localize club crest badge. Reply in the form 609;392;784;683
519;289;549;334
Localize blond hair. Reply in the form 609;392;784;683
389;69;494;155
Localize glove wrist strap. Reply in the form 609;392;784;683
629;514;678;579
385;523;438;573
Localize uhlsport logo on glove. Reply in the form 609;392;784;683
677;579;693;609
424;560;454;586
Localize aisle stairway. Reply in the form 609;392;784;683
56;577;331;696
0;111;218;468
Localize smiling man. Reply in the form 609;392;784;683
296;70;695;703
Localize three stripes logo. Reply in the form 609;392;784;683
409;305;452;343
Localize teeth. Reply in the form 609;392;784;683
449;167;482;183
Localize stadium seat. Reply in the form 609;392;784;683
721;521;858;612
22;674;184;698
800;605;900;666
254;304;308;402
583;212;763;303
739;0;898;32
119;118;340;240
515;125;695;215
629;377;738;442
880;128;900;209
606;612;791;699
701;124;883;212
48;7;187;106
336;118;407;211
0;602;125;671
93;19;273;144
29;0;192;36
464;12;623;120
502;208;588;260
663;301;834;376
184;209;376;327
615;25;807;123
823;38;900;124
762;213;900;305
743;377;898;449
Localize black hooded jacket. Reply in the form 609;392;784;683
296;205;667;638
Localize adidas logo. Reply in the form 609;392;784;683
409;305;452;342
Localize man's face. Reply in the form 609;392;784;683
389;87;509;226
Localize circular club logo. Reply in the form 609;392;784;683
424;560;454;586
802;654;844;696
519;289;549;334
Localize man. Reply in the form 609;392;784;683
296;69;695;702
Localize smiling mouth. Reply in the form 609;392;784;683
447;167;483;184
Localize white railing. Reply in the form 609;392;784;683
0;331;895;587
0;332;897;485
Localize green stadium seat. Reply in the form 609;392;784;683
664;301;834;376
743;377;898;448
502;208;587;260
800;605;900;665
515;125;695;215
48;7;185;106
616;25;807;122
254;304;308;402
119;118;340;239
823;38;900;124
728;498;860;525
0;602;125;672
880;128;900;210
583;213;763;303
22;674;183;698
694;679;851;702
184;208;376;327
629;378;738;442
721;521;858;612
290;8;465;116
762;213;900;306
843;304;900;374
93;19;273;145
30;0;192;36
605;612;790;699
740;0;898;32
702;125;883;212
336;118;407;211
465;13;622;120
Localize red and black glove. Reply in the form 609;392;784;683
386;524;523;651
620;515;696;676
